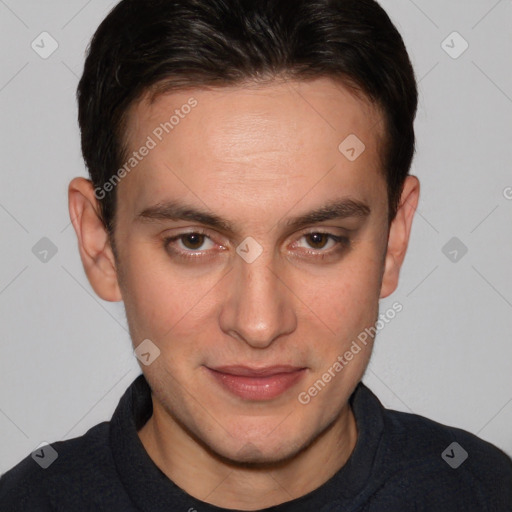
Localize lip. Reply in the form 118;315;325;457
205;365;307;401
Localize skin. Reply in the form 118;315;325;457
68;77;419;510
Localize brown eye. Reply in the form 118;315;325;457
163;231;219;261
181;233;206;250
294;232;349;256
305;233;330;249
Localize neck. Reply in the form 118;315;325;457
138;399;357;510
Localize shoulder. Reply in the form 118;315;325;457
0;421;113;511
377;405;512;510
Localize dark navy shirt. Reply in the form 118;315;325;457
1;374;511;511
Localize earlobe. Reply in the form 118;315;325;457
380;175;420;299
68;177;123;302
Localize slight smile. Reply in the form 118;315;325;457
204;365;308;401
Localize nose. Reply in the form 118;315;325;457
219;255;297;349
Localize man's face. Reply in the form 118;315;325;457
112;78;391;463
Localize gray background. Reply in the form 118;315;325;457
1;0;511;474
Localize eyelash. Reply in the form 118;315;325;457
163;230;350;262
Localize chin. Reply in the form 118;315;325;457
214;437;305;467
200;422;312;468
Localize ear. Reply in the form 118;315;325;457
68;177;123;302
380;175;420;299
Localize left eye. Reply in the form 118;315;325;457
296;233;341;251
174;233;215;251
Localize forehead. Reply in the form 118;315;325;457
118;78;387;221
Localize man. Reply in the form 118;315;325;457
1;0;511;510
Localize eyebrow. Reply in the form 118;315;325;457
284;198;371;230
135;197;371;233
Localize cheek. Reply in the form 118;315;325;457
295;252;382;406
301;246;383;334
119;242;226;347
